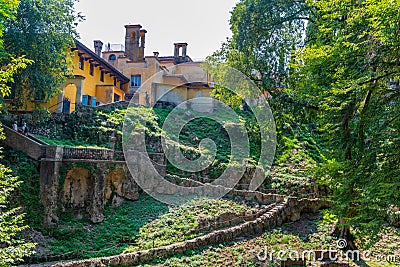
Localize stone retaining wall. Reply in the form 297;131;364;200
62;147;115;160
41;160;142;225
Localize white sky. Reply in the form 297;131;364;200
74;0;239;61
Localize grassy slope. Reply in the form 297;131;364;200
44;194;168;260
138;212;400;267
124;198;257;253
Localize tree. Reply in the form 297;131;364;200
208;0;400;247
290;0;400;245
204;0;322;193
0;1;35;265
0;159;35;266
4;0;80;109
220;0;308;90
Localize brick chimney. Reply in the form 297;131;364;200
125;24;146;61
174;43;188;64
138;29;147;61
94;40;103;56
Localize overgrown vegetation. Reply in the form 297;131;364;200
205;0;400;246
29;104;320;196
138;211;400;267
4;0;80;109
0;146;35;266
124;198;256;252
41;195;168;260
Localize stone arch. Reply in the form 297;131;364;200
61;168;93;209
57;76;85;113
105;167;139;206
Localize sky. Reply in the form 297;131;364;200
74;0;239;61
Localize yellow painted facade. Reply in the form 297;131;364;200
9;25;214;113
9;40;130;113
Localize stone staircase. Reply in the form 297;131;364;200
52;194;330;267
1;125;48;160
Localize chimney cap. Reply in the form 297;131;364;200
174;42;188;46
125;24;142;29
140;29;147;33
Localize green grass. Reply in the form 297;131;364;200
15;194;168;263
137;211;400;267
124;198;253;252
33;135;108;149
11;187;253;263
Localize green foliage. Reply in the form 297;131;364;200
1;149;43;228
207;0;400;241
0;1;36;265
4;0;80;108
0;56;32;99
204;0;324;196
0;149;35;266
0;0;18;55
206;0;309;91
290;0;400;238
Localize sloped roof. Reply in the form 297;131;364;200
73;40;130;84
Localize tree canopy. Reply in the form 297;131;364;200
0;0;35;264
291;0;400;244
207;0;400;246
4;0;80;108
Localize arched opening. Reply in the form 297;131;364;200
130;32;136;42
63;83;77;113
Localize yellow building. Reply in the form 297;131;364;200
62;40;130;113
100;24;215;112
7;40;130;113
8;25;214;113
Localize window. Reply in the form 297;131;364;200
114;77;117;86
109;54;117;60
114;94;120;102
131;75;141;87
82;95;96;106
100;70;104;82
89;63;94;76
79;56;85;70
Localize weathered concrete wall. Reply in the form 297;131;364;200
40;160;142;226
40;159;62;226
2;126;46;160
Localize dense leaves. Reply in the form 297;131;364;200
291;0;400;242
4;0;80;108
208;0;400;245
0;161;35;266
